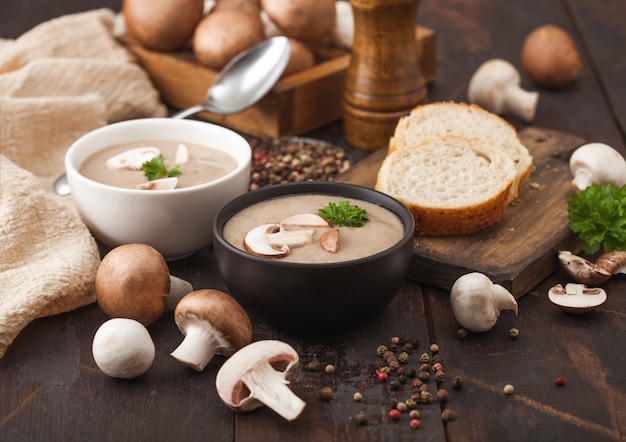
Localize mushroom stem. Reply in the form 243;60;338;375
502;86;539;123
240;360;306;421
167;275;194;311
170;318;225;371
491;284;519;316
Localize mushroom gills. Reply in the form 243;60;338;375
233;358;306;421
557;250;611;285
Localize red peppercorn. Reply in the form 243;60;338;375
432;362;444;372
376;370;388;382
410;418;420;429
555;376;567;386
389;409;401;421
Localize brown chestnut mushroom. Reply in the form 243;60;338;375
170;289;253;372
193;9;265;70
521;24;582;88
122;0;205;51
95;244;193;326
557;250;611;285
261;0;336;41
216;340;306;421
596;250;626;275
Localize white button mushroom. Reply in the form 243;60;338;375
468;58;540;122
216;340;306;421
92;318;155;379
450;272;519;332
569;142;626;192
170;289;253;372
95;244;193;326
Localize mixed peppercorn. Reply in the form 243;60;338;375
247;137;352;190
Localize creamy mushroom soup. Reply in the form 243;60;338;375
223;194;404;263
80;140;238;189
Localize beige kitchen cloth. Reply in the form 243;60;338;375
0;8;168;358
0;156;101;359
0;8;167;204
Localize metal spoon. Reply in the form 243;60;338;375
53;36;291;196
172;35;291;119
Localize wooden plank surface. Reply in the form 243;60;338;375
2;1;626;442
339;126;585;297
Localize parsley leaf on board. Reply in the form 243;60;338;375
568;183;626;254
141;155;182;181
318;200;369;227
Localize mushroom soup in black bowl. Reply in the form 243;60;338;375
212;182;415;333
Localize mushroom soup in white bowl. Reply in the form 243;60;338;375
65;118;251;260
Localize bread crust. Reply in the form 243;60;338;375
376;135;517;236
389;101;533;198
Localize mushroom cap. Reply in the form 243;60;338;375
569;143;626;191
92;318;155;379
174;289;253;354
95;244;170;326
216;339;300;411
450;272;517;332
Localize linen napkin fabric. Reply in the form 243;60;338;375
0;8;167;358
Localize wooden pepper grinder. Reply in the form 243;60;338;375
343;0;427;151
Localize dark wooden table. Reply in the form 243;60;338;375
2;1;625;441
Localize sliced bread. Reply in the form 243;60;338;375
375;136;518;236
389;101;533;196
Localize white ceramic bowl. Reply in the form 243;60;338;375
65;118;251;260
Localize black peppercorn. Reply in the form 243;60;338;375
320;387;334;401
452;375;464;389
355;413;368;425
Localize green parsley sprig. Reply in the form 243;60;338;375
141;155;182;181
568;183;626;254
318;200;369;227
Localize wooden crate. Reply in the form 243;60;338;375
123;27;436;137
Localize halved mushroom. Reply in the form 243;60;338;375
595;250;626;275
170;289;253;372
244;223;314;258
216;340;306;421
557;250;611;285
548;283;607;314
106;147;160;170
136;177;179;190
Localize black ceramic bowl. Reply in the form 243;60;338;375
212;182;415;333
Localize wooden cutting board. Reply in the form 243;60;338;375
338;127;585;298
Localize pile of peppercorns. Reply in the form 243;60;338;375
248;137;352;190
366;337;461;429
